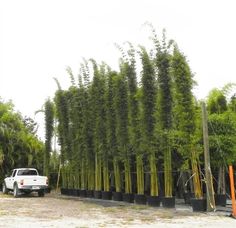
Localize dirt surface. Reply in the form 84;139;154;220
0;192;235;227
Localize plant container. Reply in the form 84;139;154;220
191;198;207;212
61;188;66;195
162;197;175;208
75;189;80;196
94;190;102;199
147;196;161;207
71;189;76;196
79;189;87;197
86;190;94;198
215;194;227;207
134;194;146;205
102;191;112;200
112;192;123;201
68;188;74;196
183;192;195;204
122;193;134;203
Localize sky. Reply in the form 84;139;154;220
0;0;236;140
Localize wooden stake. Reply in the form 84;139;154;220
229;165;236;218
202;102;216;211
56;160;61;193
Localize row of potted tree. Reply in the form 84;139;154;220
43;29;236;211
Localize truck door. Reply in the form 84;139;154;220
8;170;17;189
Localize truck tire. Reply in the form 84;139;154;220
2;182;9;194
13;183;19;198
38;190;45;197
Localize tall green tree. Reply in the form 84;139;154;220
0;99;44;183
80;62;95;192
90;60;108;192
107;71;121;192
139;47;158;196
44;99;54;177
171;46;202;198
115;64;131;194
155;33;173;198
124;44;144;195
54;79;71;188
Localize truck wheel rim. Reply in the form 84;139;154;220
14;187;16;196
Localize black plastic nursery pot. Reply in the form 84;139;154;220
162;197;175;208
68;188;74;196
190;198;207;212
60;188;66;195
79;189;87;197
86;190;94;198
215;194;227;207
122;193;134;203
102;191;112;200
112;192;123;201
94;190;102;199
72;189;79;196
75;189;80;196
64;188;69;195
147;196;161;207
134;194;147;205
183;192;195;204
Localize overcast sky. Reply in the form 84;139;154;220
0;0;236;140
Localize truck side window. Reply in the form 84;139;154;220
12;170;17;177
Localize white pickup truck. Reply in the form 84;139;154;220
2;168;48;197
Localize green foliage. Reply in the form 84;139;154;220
48;28;236;200
207;88;227;114
155;32;173;197
0;99;44;183
44;99;54;177
115;64;131;193
208;112;236;165
90;60;108;191
139;47;158;196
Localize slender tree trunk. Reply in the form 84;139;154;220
81;158;87;190
164;145;172;197
191;151;203;198
113;157;121;192
95;153;102;191
103;158;109;191
217;166;226;194
87;160;95;190
124;159;132;194
136;154;144;194
149;153;158;196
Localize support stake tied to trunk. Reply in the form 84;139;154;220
202;102;216;212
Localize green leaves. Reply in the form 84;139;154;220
0;99;44;182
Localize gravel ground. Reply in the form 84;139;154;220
0;192;235;227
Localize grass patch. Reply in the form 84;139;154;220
0;194;12;198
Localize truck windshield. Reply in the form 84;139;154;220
17;170;38;176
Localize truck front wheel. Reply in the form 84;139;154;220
13;184;19;198
2;182;9;194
